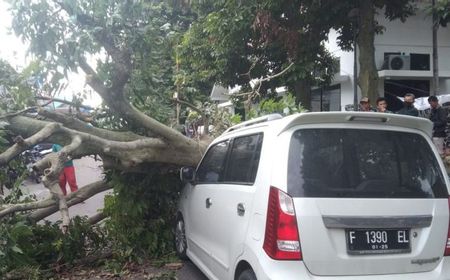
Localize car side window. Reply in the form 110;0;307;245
196;140;230;183
223;133;263;184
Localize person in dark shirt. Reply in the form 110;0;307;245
397;93;419;116
428;95;447;157
375;97;392;113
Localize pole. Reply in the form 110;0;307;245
320;86;323;111
353;24;358;110
432;0;439;96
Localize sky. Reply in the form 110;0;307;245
0;1;102;107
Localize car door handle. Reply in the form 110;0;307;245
206;198;212;208
237;203;245;216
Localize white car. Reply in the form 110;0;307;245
175;112;450;280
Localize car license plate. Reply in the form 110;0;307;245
346;229;410;255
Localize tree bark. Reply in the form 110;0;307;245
294;80;311;110
0;111;207;224
6;115;205;168
357;0;379;104
432;0;439;95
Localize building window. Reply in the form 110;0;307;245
311;84;341;112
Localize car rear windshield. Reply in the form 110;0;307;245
287;128;448;198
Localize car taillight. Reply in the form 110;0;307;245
445;197;450;256
263;186;301;260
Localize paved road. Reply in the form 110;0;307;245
177;261;208;280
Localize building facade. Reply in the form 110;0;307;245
320;6;450;112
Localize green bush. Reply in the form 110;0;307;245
103;170;182;263
254;93;307;117
0;216;106;276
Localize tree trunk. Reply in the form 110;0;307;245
357;0;379;104
432;0;439;95
294;80;311;110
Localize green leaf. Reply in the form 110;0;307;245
11;245;23;254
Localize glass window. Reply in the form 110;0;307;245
223;134;263;184
288;129;448;198
311;84;341;112
196;140;229;183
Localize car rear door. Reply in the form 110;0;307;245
286;127;449;276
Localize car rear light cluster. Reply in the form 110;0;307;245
263;186;302;260
445;197;450;256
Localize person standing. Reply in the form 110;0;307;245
375;97;392;113
358;97;375;112
428;96;447;157
52;144;78;196
397;93;419;116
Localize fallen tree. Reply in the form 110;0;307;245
1;108;207;226
0;0;210;228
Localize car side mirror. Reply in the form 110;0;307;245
180;166;195;183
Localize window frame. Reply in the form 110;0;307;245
221;133;264;185
195;139;230;184
195;133;264;186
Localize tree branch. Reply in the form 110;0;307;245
27;180;111;223
88;212;106;225
6;115;204;169
78;58;110;101
174;99;209;135
0;199;55;218
234;62;294;98
0;122;62;165
0;106;40;119
36;96;95;110
37;109;144;142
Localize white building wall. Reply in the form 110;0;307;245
326;30;356;79
375;8;450;76
325;30;360;110
341;80;355;110
442;79;450;93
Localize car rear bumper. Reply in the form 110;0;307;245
254;256;450;280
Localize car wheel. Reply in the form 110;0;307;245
175;216;188;260
238;269;257;280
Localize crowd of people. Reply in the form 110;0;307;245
358;93;448;158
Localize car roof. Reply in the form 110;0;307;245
219;112;433;140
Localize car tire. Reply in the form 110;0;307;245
238;269;257;280
175;215;188;260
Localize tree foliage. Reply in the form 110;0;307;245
432;0;450;27
177;0;417;109
177;0;341;109
10;0;196;126
0;59;42;112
